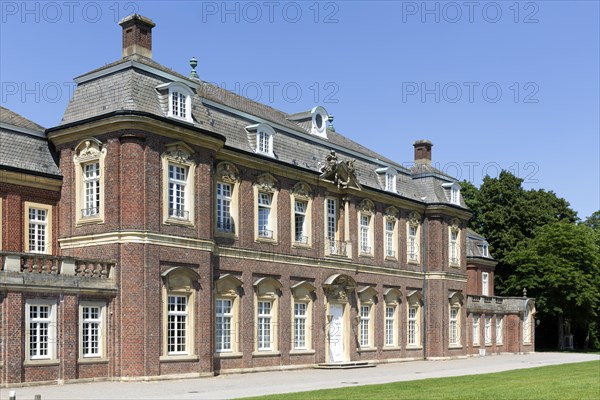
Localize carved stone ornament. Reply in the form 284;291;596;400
292;182;313;200
73;138;105;163
325;285;348;301
255;172;277;192
450;218;461;231
358;199;375;215
216;162;240;183
408;211;420;226
165;142;194;164
319;150;360;190
384;206;399;221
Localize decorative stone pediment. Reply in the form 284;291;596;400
384;288;402;304
161;267;199;291
358;285;378;304
215;273;243;296
384;206;399;221
291;281;316;301
73;138;105;163
216;161;240;183
407;289;423;306
319;150;361;190
448;291;464;305
408;211;421;226
164;142;194;164
358;199;375;215
450;218;461;231
323;274;356;302
255;172;278;192
292;182;313;200
254;277;282;297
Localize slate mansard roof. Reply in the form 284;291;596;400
58;53;467;208
0;106;61;178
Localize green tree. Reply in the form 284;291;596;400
583;210;600;230
503;222;600;349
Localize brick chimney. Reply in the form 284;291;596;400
413;139;433;164
118;14;156;59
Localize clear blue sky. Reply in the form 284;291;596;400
1;1;598;219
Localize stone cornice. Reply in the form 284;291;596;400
0;169;62;191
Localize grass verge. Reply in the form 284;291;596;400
243;360;600;400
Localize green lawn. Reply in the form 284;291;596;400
244;361;600;400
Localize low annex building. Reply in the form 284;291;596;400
0;15;535;387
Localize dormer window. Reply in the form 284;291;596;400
246;123;275;157
479;243;489;257
311;106;328;138
376;167;397;193
156;82;194;123
442;182;461;205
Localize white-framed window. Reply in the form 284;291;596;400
451;186;460;204
162;268;198;358
407;222;420;263
82;162;100;217
408;306;418;346
450;229;459;265
485;316;492;345
171;91;187;119
216;298;233;352
256;129;273;156
480;243;489;257
28;207;48;254
26;299;57;361
360;214;371;254
258;192;273;238
80;302;106;359
359;304;372;347
449;307;459;346
385;305;396;346
310;106;328;137
385;172;397;192
294;302;308;350
162;143;195;226
523;306;533;344
161;82;194;123
168;163;188;220
472;315;480;346
294;200;308;244
257;300;273;351
167;295;189;355
385;219;395;258
482;272;490;296
496;316;504;345
326;198;338;240
216;182;233;233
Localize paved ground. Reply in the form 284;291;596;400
2;352;598;400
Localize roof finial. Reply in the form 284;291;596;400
327;114;335;132
189;57;199;80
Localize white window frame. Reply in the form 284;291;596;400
449;307;459;346
290;183;313;247
166;294;189;355
161;268;197;359
74;138;106;225
359;214;372;255
258;191;273;239
359;304;372;348
407;215;421;263
407;306;418;346
161;143;195;226
385;304;396;347
482;272;490;296
443;182;462;205
168;163;188;220
79;301;107;360
26;299;57;361
164;82;194;123
293;301;308;350
385;219;396;258
310;106;328;137
216;298;234;353
24;202;52;254
326;198;338;241
82;161;101;218
449;221;461;267
215;274;242;356
216;181;233;233
472;315;480;346
385;171;397;192
256;129;274;156
253;173;278;242
294;199;308;245
257;300;273;351
496;316;504;345
484;316;492;345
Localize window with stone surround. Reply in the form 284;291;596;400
485;316;492;345
215;162;240;236
496;316;504;345
161;142;195;226
406;290;423;348
291;182;313;246
358;199;375;256
74;138;106;226
291;281;315;352
472;315;481;346
449;219;461;267
254;277;282;354
448;291;463;347
358;286;377;349
215;274;243;356
246;123;276;157
383;288;401;348
384;207;399;259
26;299;57;362
79;301;107;360
407;212;421;263
24;202;52;254
482;272;489;296
254;173;278;242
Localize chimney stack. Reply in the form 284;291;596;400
413;139;433;164
118;14;156;59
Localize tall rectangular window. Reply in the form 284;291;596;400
385;220;395;257
172;91;187;119
385;305;395;346
359;305;371;347
216;182;233;232
167;295;188;355
496;316;504;345
258;192;273;238
257;130;270;154
168;164;188;219
385;172;396;192
473;315;480;346
257;301;273;350
485;316;492;345
450;230;459;265
83;162;100;217
482;272;489;296
294;302;307;349
360;215;371;254
26;300;56;361
216;299;232;352
294;200;308;244
28;207;48;254
408;225;418;262
326;199;337;240
408;306;417;346
81;305;102;357
449;307;459;345
451;187;459;204
523;307;532;343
